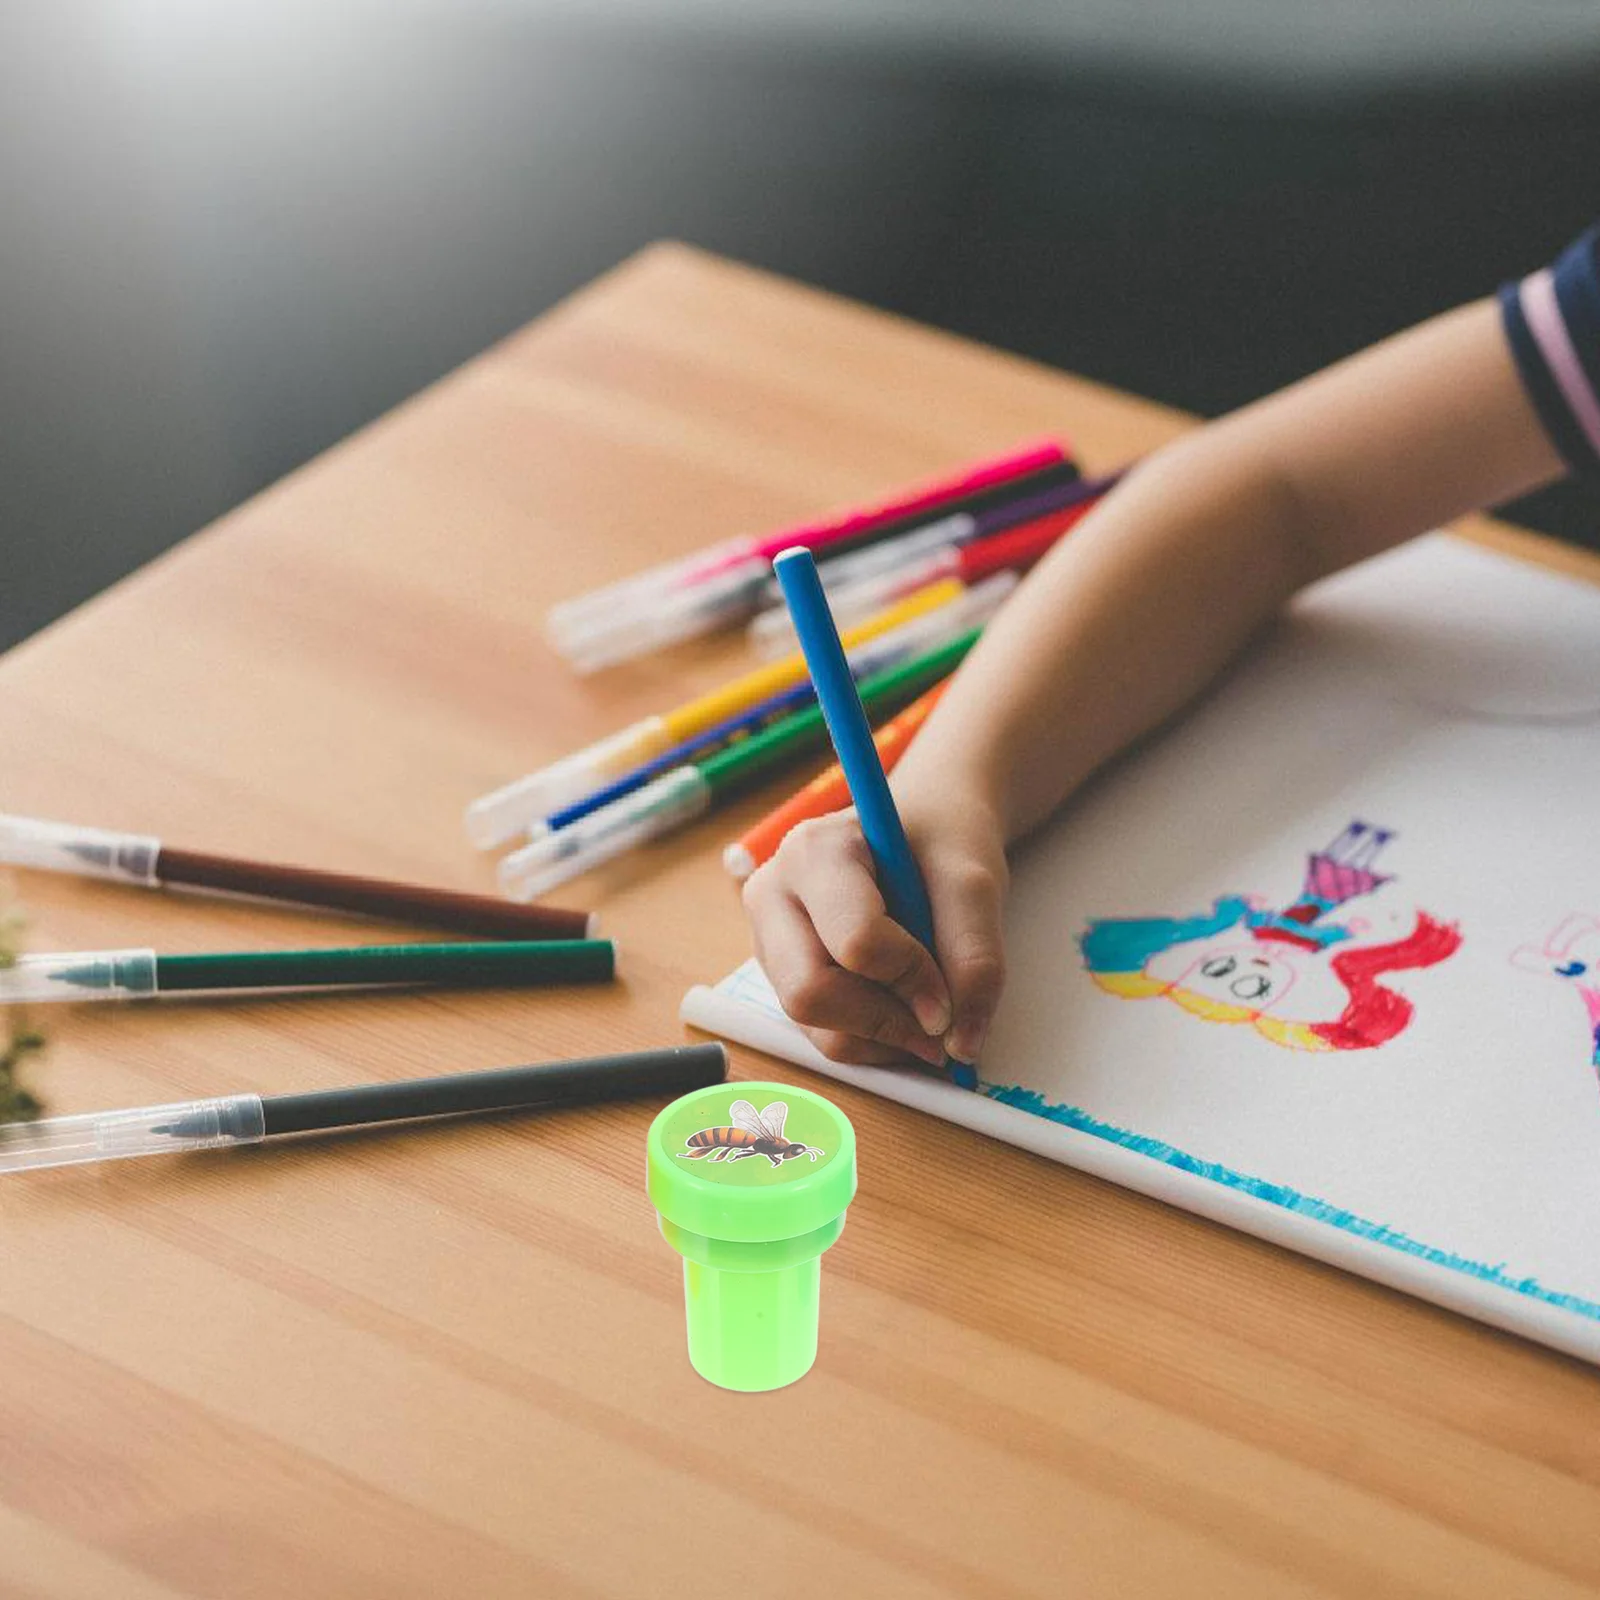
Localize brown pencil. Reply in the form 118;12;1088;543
0;813;592;940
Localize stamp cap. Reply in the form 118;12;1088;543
647;1080;856;1244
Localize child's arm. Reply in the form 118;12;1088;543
743;295;1566;1071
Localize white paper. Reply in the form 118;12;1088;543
682;534;1600;1365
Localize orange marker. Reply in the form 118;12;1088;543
722;682;951;880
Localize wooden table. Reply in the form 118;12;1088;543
2;244;1597;1598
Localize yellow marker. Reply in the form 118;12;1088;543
464;579;966;848
660;577;958;741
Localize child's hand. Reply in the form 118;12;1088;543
741;793;1008;1071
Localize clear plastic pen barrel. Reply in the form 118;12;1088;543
498;768;711;900
544;537;751;639
0;1094;267;1172
0;813;161;884
464;720;666;850
557;560;771;674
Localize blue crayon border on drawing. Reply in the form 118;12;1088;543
984;1082;1600;1324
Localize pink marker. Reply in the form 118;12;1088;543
750;438;1064;563
546;438;1069;672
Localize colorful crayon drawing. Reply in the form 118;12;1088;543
1511;915;1600;1082
1079;821;1461;1051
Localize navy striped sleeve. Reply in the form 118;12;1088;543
1499;225;1600;486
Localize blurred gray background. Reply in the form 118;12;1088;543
3;0;1599;650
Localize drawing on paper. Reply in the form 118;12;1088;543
1079;821;1461;1051
1511;915;1600;1082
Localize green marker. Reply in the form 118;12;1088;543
0;940;615;1002
647;1081;856;1392
500;627;982;900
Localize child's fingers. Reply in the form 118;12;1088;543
802;1032;928;1070
797;872;952;1039
781;959;938;1062
744;876;946;1066
924;856;1007;1066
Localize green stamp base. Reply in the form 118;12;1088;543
683;1256;820;1392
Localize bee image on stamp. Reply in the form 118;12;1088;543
677;1098;823;1168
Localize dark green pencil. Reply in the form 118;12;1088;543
0;940;615;1003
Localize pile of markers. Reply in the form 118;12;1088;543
0;437;1118;1171
469;439;1116;895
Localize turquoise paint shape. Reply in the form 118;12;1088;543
983;1082;1600;1325
1079;895;1251;973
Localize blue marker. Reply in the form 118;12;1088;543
773;546;977;1089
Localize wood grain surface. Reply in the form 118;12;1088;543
2;243;1597;1599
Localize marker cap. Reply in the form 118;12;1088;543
554;558;770;674
464;718;667;849
0;814;161;885
0;948;158;1002
0;1094;267;1171
647;1081;856;1392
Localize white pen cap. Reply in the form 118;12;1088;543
0;949;158;1003
0;813;161;884
497;769;711;901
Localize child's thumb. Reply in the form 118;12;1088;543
926;856;1007;1068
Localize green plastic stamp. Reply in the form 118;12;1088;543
647;1081;856;1392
